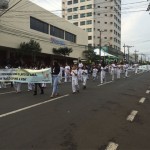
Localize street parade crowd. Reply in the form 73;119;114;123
0;61;142;97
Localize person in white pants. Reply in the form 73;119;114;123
101;67;106;84
111;63;116;81
82;66;88;89
28;83;33;91
92;66;98;81
64;64;70;82
58;64;64;83
71;65;79;93
116;63;121;79
78;61;83;81
134;63;138;74
124;63;129;78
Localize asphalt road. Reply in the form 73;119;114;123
0;71;150;150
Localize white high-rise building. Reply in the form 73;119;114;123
62;0;121;52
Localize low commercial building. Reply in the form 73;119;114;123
0;0;88;66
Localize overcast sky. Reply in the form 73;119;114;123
31;0;150;56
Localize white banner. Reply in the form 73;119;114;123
0;68;52;83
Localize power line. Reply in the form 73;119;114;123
0;0;23;17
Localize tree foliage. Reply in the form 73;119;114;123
19;39;41;54
53;47;73;57
83;49;100;63
18;39;42;62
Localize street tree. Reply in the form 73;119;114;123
83;49;100;64
18;39;42;63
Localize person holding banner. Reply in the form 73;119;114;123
33;66;44;95
50;61;60;98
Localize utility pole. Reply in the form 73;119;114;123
98;30;105;60
126;45;134;63
123;44;126;61
123;44;133;62
134;50;139;63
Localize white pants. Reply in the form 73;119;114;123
65;72;70;82
72;78;79;92
82;76;87;86
0;82;6;88
78;69;82;81
125;69;128;77
14;82;21;92
101;70;106;83
111;69;115;81
28;83;33;91
117;69;121;79
135;68;138;74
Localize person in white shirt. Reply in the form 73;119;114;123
58;64;64;83
116;63;121;79
78;60;83;81
133;63;138;74
82;66;88;89
100;60;107;84
64;63;70;82
111;62;116;81
71;65;79;93
124;63;129;78
92;66;98;81
14;66;21;93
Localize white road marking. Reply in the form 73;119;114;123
139;97;146;103
146;90;150;94
0;91;16;95
127;110;138;122
105;142;119;150
0;94;69;118
97;81;113;86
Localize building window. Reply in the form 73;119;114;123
80;13;86;18
80;0;85;2
73;15;78;19
73;7;78;11
88;36;92;40
73;22;78;26
87;28;92;32
68;16;72;20
87;12;92;17
50;25;64;39
80;6;85;10
65;31;76;43
30;17;49;34
73;0;78;4
80;21;85;25
67;8;72;12
68;1;72;5
87;4;92;9
86;20;92;24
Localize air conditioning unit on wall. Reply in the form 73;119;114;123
0;0;9;9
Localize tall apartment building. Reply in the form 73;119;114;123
62;0;121;52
